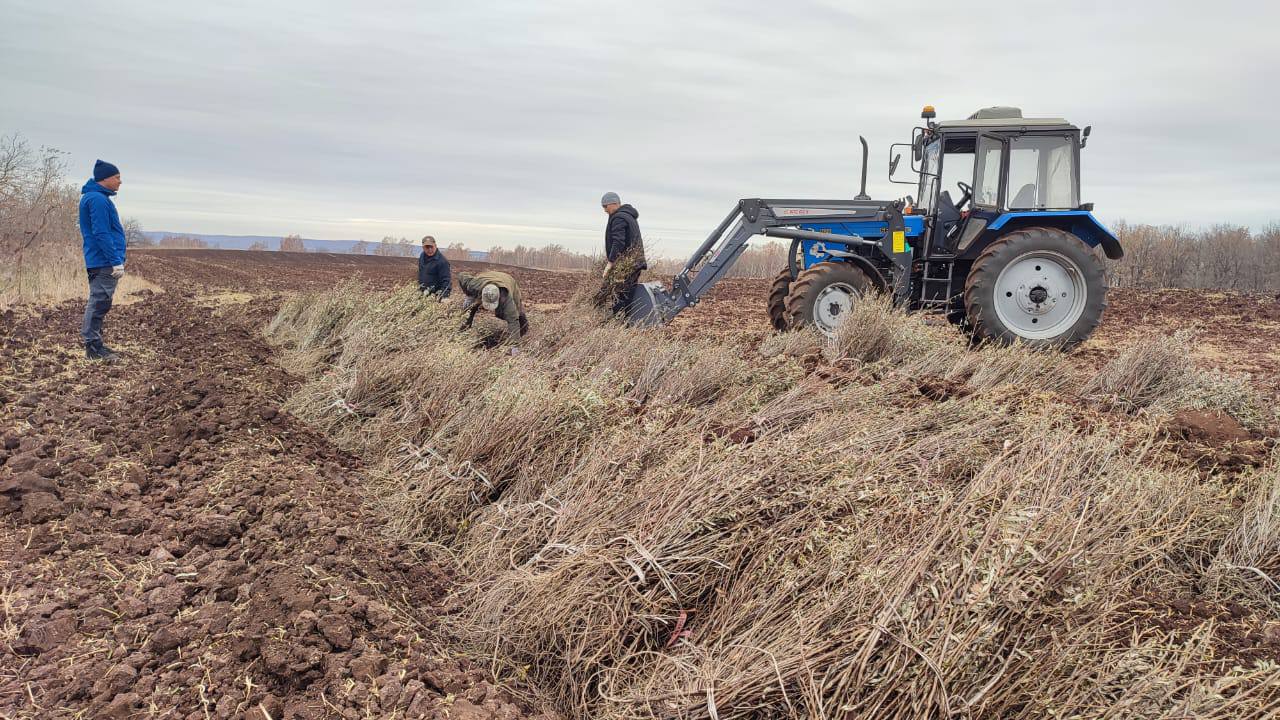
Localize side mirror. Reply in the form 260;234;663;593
889;143;916;185
1081;125;1092;149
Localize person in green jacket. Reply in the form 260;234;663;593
457;271;528;342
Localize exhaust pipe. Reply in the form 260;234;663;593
855;136;871;200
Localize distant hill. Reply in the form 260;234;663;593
142;232;367;254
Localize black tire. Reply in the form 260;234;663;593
963;226;1106;349
785;261;874;336
767;267;792;331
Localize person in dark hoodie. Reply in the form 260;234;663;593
79;160;127;362
596;191;647;315
417;235;451;299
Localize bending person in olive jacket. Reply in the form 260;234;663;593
457;271;528;342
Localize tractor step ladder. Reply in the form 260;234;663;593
918;259;954;311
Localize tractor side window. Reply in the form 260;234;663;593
1007;135;1079;210
974;136;1003;207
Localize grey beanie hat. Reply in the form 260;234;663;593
600;191;620;206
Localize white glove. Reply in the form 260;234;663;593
422;288;430;296
111;264;125;279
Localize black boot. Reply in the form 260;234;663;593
85;341;120;362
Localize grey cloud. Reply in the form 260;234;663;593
2;0;1276;252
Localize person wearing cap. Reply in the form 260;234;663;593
456;270;528;342
597;192;647;315
417;235;451;299
78;159;127;362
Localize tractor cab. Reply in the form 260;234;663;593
903;106;1086;259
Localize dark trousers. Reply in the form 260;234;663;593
610;267;643;315
81;266;119;345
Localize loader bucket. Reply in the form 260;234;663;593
624;282;667;328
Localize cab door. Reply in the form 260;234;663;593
954;133;1007;254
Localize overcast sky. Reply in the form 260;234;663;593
3;0;1276;256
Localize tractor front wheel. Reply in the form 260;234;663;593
767;267;793;331
785;261;874;337
963;226;1106;348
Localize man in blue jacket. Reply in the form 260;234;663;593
79;159;127;362
417;235;451;300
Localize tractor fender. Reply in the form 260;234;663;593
799;237;889;290
988;211;1124;260
836;254;889;292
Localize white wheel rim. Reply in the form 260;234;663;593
992;250;1087;340
813;281;859;335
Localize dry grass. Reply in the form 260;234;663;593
1;245;161;309
267;285;1280;719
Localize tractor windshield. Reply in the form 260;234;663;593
1006;135;1078;210
918;140;941;212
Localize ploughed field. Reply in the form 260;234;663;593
2;248;1279;719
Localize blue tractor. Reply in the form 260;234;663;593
628;105;1122;348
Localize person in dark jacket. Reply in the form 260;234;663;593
79;160;127;362
457;271;528;342
417;235;451;299
597;192;647;315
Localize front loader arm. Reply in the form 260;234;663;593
632;198;905;325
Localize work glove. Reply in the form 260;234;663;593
111;264;125;279
508;347;521;357
601;263;612;280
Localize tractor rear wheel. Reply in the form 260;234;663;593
785;261;874;337
963;226;1106;348
767;267;793;331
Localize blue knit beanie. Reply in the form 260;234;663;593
93;159;120;182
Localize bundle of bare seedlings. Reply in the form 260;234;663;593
458;395;1277;718
757;326;823;360
264;279;367;372
1204;454;1280;607
826;296;1076;394
266;285;1280;719
332;285;465;368
1084;330;1265;426
374;336;771;546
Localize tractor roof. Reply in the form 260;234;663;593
936;117;1075;130
936;107;1075;132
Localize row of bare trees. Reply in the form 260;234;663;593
1109;222;1280;291
1;134;79;269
